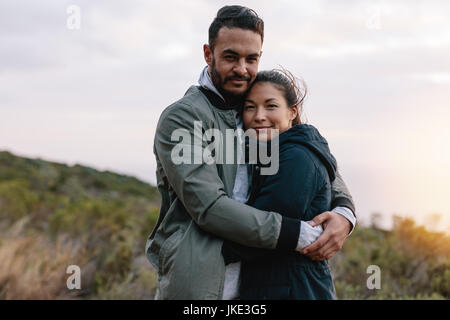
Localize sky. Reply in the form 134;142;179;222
1;0;449;232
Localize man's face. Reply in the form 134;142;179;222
204;27;262;99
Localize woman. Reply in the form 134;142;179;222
222;69;338;300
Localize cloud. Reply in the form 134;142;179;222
1;0;450;227
410;72;450;84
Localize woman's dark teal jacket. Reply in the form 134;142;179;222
222;124;338;300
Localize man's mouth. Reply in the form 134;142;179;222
227;77;250;84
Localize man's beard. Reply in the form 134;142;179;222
210;60;251;106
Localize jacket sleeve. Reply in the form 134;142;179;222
222;145;322;263
330;169;356;216
154;102;300;250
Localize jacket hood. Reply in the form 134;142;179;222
279;124;337;182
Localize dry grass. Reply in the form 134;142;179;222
0;218;88;299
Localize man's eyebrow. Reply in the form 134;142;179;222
222;49;260;57
222;49;239;55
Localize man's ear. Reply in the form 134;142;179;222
203;44;213;66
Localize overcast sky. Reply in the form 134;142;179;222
1;0;449;231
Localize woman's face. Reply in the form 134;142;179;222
243;82;297;141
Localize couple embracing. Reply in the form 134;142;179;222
146;5;356;300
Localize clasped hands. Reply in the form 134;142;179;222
300;211;351;261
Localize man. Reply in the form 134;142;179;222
146;5;356;300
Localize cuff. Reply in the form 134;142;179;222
332;206;356;236
296;221;324;251
275;216;301;251
332;196;355;214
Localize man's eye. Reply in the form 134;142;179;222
225;56;235;60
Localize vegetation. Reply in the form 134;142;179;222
0;150;449;299
331;216;450;299
0;151;159;299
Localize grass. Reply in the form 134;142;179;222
0;150;449;300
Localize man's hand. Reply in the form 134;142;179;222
300;211;351;260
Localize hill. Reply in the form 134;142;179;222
0;150;160;299
0;150;449;299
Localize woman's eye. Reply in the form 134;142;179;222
267;104;278;109
244;105;255;110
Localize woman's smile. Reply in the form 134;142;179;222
243;82;297;141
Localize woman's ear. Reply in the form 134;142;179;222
290;105;298;121
203;44;213;66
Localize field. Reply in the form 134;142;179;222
0;150;448;299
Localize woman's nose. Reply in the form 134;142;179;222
254;108;266;122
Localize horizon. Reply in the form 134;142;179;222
1;147;448;235
1;0;449;233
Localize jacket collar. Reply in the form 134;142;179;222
198;66;238;111
198;66;225;100
198;86;236;110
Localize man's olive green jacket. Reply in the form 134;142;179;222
145;85;355;299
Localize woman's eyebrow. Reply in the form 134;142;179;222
245;98;278;103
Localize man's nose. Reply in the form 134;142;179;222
233;60;247;76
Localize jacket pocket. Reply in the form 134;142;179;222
309;263;331;279
158;229;183;276
240;285;292;300
292;263;336;300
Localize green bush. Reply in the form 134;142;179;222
331;216;450;300
0;179;39;221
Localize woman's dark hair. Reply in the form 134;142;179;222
208;6;264;50
249;68;307;125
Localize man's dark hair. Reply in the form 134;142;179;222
208;5;264;50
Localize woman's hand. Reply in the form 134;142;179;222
300;211;351;260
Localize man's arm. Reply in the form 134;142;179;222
222;145;327;264
222;221;323;264
331;169;355;213
155;102;300;251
